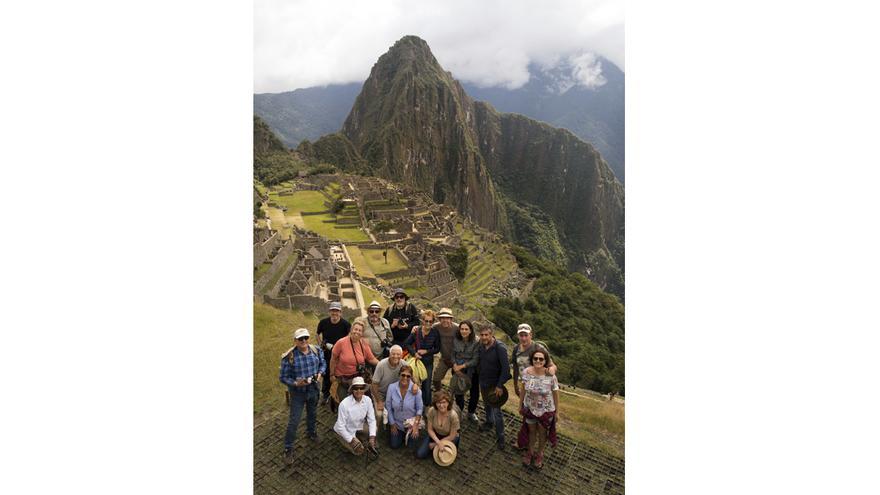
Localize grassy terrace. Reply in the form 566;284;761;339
358;281;388;307
266;186;369;242
254;304;320;419
456;223;517;300
254;262;272;282
263;252;298;293
349;246;408;275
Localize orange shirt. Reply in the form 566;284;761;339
331;336;376;377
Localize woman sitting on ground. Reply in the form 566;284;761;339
516;349;560;469
385;364;423;449
416;390;460;460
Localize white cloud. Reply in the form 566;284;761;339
254;0;623;93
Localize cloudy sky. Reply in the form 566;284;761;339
255;0;623;94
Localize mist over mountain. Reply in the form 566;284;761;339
288;36;623;296
254;52;624;183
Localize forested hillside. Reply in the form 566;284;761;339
490;246;624;395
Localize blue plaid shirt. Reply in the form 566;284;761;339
279;344;326;388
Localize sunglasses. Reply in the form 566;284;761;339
368;310;380;314
533;357;545;362
395;295;405;299
399;374;412;378
297;336;309;341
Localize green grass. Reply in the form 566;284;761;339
254;262;272;282
358;281;388;307
356;247;408;275
301;213;370;242
273;190;329;215
254;303;320;418
262;205;292;239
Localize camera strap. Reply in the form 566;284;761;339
349;337;365;367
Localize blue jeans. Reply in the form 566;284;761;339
481;386;505;443
416;434;459;459
284;383;318;449
388;425;420;449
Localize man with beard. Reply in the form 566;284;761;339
363;301;393;364
382;288;419;348
316;301;350;405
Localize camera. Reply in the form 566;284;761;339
356;363;366;375
325;342;334;351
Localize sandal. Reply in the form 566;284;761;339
522;451;532;467
533;453;544;469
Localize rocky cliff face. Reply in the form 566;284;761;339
339;35;624;293
342;36;508;232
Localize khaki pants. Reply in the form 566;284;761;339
336;424;370;455
432;356;453;390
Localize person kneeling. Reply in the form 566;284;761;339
386;365;423;449
416;390;461;460
333;377;377;455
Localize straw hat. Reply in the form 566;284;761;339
437;307;454;319
433;440;458;467
348;376;368;391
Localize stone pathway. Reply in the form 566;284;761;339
254;400;624;494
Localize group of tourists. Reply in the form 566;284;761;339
279;289;561;469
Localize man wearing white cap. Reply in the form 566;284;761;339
279;328;326;464
316;301;351;404
511;323;557;399
363;300;393;362
333;377;378;455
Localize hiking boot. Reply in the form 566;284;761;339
308;432;319;442
497;440;506;451
283;448;294;465
521;451;532;466
467;412;478;423
320;395;330;406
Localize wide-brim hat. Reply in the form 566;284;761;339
437;307;454;319
368;300;383;311
349;376;368;391
392;288;408;298
485;386;509;408
433;440;458;467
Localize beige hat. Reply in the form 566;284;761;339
437;308;454;319
348;376;368;391
433;440;458;467
368;300;383;310
294;328;310;340
517;323;532;335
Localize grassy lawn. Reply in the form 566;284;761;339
272;190;329;215
254;304;320;418
262;205;292;240
301;213;370;242
346;245;375;278
357;247;408;275
358;281;388;307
